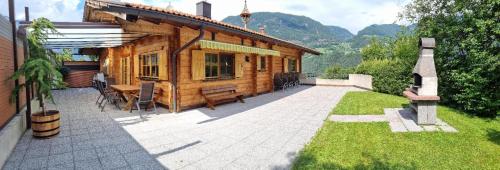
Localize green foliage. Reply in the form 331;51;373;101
9;18;65;114
355;59;412;95
322;65;353;79
355;34;419;95
401;0;500;117
294;92;500;169
302;43;361;76
55;49;73;66
360;38;391;60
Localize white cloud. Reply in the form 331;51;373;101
0;0;409;34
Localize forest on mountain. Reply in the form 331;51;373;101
223;12;413;75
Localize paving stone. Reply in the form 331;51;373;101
116;142;144;154
123;150;156;166
50;143;73;155
95;145;121;158
99;155;128;169
384;108;408;132
25;146;50;159
48;163;75;170
18;156;48;170
48;152;74;166
73;149;98;161
130;163;165;170
74;159;102;170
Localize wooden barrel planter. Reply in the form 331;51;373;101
31;110;60;138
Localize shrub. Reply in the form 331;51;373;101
322;65;354;79
355;59;412;95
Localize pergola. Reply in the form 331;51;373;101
21;22;148;49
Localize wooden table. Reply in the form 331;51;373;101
110;85;140;111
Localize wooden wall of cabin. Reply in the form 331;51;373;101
176;27;302;110
101;35;172;108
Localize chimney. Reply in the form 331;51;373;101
196;1;211;19
259;25;266;34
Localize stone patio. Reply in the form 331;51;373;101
2;86;362;170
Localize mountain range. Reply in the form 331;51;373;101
223;12;413;48
222;12;415;75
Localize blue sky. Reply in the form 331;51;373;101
0;0;409;34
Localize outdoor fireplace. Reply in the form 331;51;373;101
403;38;440;125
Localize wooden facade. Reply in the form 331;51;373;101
84;0;317;112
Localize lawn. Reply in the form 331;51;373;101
293;91;500;169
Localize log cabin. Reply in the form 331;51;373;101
82;0;320;112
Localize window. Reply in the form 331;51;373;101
204;53;235;79
139;53;159;79
205;53;218;78
259;56;266;71
288;59;297;72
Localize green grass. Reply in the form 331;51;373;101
294;91;500;169
333;91;408;115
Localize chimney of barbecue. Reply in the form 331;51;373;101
196;1;211;19
413;38;438;96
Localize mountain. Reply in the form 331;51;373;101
327;26;354;41
222;12;352;46
222;13;414;75
350;24;415;48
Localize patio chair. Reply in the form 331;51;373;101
97;81;121;112
130;82;157;116
274;73;285;91
283;73;292;89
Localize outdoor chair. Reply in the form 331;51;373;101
96;80;121;112
130;82;157;116
274;73;285;91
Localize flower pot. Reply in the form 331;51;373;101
31;110;60;138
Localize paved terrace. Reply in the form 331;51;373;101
3;86;362;170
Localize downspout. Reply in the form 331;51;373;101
171;25;205;112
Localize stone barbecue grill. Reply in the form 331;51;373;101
403;38;440;125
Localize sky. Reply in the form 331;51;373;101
0;0;410;34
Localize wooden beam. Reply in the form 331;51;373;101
117;18;175;35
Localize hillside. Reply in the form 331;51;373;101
222;12;351;46
222;13;413;75
351;24;416;48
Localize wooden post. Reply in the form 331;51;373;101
24;6;31;129
269;43;275;92
9;0;20;114
251;41;257;96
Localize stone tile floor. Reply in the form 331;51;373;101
3;86;362;170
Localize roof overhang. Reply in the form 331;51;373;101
20;22;147;49
88;1;321;55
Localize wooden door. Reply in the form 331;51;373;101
121;57;131;85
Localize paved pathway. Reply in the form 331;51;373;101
3;86;361;170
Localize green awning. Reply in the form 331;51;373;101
199;40;280;56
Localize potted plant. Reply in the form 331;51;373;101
10;18;65;138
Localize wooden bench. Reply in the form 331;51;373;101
201;85;244;110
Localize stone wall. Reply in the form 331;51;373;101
300;74;373;90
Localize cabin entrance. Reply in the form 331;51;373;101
121;57;131;85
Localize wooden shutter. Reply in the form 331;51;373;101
256;56;262;71
235;54;245;78
159;50;168;80
134;55;139;80
284;58;289;73
192;50;205;80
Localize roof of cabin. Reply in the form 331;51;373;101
84;0;320;55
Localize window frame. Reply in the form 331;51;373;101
259;56;267;72
204;52;236;81
138;52;160;80
288;58;297;72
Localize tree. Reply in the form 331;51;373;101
400;0;500;117
10;18;65;115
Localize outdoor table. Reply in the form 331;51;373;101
110;85;140;111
